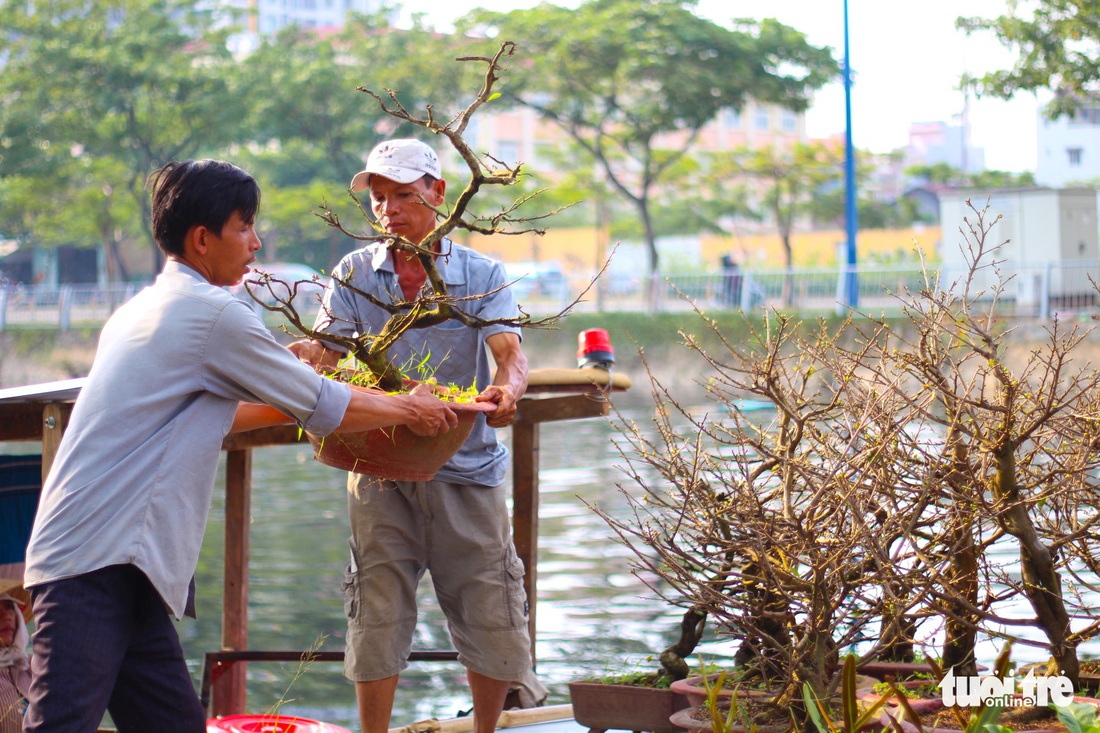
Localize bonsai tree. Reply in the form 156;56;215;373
858;204;1100;688
593;310;934;726
246;41;593;392
595;201;1100;732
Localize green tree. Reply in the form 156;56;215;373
458;0;839;283
958;1;1100;119
236;12;487;264
239;13;478;186
905;162;1037;188
0;0;243;276
713;141;845;305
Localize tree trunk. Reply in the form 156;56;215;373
781;235;793;307
637;197;660;313
993;451;1079;686
877;596;916;662
941;514;979;676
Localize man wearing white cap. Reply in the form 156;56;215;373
292;138;544;733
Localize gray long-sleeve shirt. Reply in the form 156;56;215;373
24;261;350;618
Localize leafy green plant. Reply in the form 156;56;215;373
805;656;889;733
1055;701;1100;733
700;667;768;733
888;644;1014;733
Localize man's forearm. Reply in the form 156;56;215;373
230;403;294;434
489;337;529;400
336;389;420;433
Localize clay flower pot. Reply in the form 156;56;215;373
307;384;494;481
670;672;879;709
668;703;789;733
858;679;943;715
568;680;689;733
884;696;1100;733
857;661;938;682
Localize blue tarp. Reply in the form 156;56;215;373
0;455;41;564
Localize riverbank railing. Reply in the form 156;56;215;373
3;261;1099;331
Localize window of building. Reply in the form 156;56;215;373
781;110;797;133
496;141;520;165
722;108;741;129
534;142;555;169
754;108;770;130
1068;147;1083;166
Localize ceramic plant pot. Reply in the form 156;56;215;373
857;661;938;681
307;384;494;480
858;679;943;715
884;696;1100;733
670;672;879;709
568;680;689;733
667;703;789;733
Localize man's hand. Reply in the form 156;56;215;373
287;339;339;369
476;384;518;428
405;382;458;436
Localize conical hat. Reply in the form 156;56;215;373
0;578;32;622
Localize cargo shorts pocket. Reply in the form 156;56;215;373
504;557;528;624
343;549;360;622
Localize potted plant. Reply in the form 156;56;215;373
593;309;935;729
245;42;594;480
567;608;704;733
590;205;1100;731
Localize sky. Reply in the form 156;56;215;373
396;0;1043;173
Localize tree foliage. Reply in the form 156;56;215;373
458;0;839;277
958;0;1100;119
905;162;1037;189
710;141;845;304
0;0;243;270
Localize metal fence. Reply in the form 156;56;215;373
0;283;148;331
4;261;1100;331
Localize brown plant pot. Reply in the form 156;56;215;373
307;386;494;480
858;679;943;715
884;696;1100;733
667;704;789;733
669;672;879;709
1081;672;1100;696
568;681;689;733
857;661;938;681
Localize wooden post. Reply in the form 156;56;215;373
40;403;66;483
214;448;252;716
511;415;539;662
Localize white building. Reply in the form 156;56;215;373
906;121;985;174
1035;103;1100;188
939;188;1098;311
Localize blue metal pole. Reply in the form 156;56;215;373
843;0;859;308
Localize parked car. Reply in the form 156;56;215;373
502;261;568;301
229;262;328;314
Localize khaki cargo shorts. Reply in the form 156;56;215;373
342;475;533;683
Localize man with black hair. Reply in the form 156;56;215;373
22;159;456;733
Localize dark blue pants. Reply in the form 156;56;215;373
23;564;205;733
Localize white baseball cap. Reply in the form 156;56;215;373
350;139;442;191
